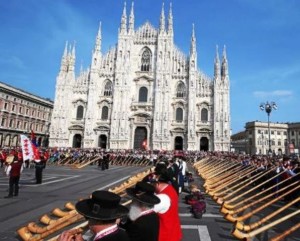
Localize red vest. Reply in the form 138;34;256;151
158;185;182;241
10;161;22;177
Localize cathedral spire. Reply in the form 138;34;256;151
120;2;127;34
94;22;102;53
71;41;76;58
128;2;134;34
214;45;220;78
167;2;173;35
60;41;68;73
221;45;228;78
159;2;165;33
190;23;196;55
63;41;68;58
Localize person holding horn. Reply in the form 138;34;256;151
58;190;130;241
123;181;160;241
4;154;23;198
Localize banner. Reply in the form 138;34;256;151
20;135;34;161
20;134;41;162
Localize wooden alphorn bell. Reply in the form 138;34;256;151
225;184;300;223
27;210;79;234
221;173;300;213
18;214;84;241
209;167;272;199
217;168;276;205
235;197;300;232
269;222;300;241
232;208;300;241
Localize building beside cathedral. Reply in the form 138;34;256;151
49;3;230;151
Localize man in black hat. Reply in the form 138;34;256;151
123;181;160;241
58;190;129;241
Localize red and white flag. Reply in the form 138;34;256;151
20;135;41;162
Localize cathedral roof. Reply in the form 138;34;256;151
134;21;157;44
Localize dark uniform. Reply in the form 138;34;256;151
5;157;23;198
35;157;45;184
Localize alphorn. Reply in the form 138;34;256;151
193;157;215;170
235;197;300;231
209;167;268;199
203;162;241;182
201;160;235;178
221;175;300;213
269;222;300;241
207;166;257;195
18;214;83;241
75;156;100;169
27;210;79;234
231;209;300;240
218;168;276;204
18;169;151;241
225;184;300;223
204;164;254;187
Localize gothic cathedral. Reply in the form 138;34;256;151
49;3;230;151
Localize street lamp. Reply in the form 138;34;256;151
260;101;277;155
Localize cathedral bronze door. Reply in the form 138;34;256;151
98;135;107;149
72;134;82;148
174;136;183;150
134;127;147;150
200;137;209;151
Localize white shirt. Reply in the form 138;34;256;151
154;193;170;214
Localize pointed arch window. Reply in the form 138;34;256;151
104;80;112;96
76;105;84;120
201;108;208;122
141;48;152;72
176;82;186;98
139;87;148;102
101;106;109;120
176;108;183;122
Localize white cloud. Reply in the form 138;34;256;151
253;90;293;98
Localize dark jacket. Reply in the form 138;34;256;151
125;212;159;241
95;228;130;241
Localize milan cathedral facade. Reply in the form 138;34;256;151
49;3;231;151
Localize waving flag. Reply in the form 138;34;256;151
20;135;41;162
31;130;37;147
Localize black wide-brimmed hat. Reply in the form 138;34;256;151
126;181;160;205
75;191;129;220
154;163;171;183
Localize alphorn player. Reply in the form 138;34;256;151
4;153;23;198
58;190;129;241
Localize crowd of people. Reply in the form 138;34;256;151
1;146;300;240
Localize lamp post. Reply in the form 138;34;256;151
260;101;277;155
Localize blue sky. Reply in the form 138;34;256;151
0;0;299;134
